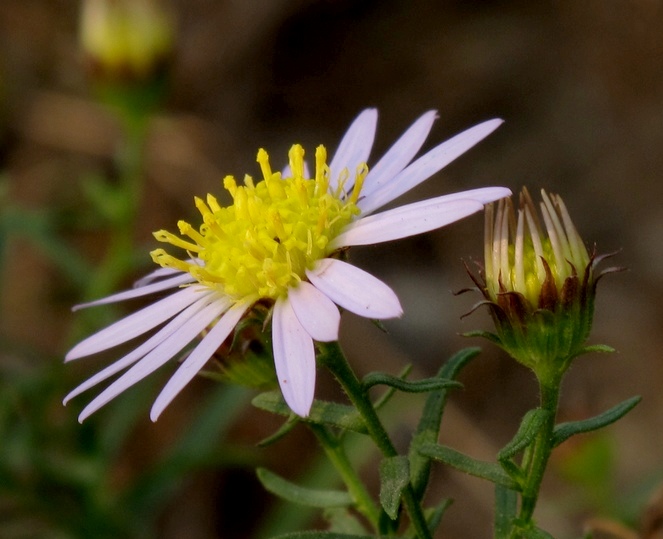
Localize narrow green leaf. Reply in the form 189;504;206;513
424;498;453;535
576;344;616;355
257;416;300;447
372;364;412;411
363;372;462;393
494;484;517;539
418;443;519;489
568;343;616;362
252;391;367;434
273;532;377;539
552;396;641;448
378;456;410;520
462;330;502;345
257;468;353;508
408;347;482;500
499;408;550;461
256;427;377;538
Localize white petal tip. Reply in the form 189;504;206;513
150;402;167;422
289;401;312;418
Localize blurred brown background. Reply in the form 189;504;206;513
1;1;662;538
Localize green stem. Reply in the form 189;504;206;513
84;115;147;302
318;342;433;539
309;424;381;530
511;373;562;535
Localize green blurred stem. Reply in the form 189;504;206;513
309;424;381;529
511;372;562;535
84;115;147;301
318;341;433;539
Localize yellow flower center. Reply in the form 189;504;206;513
151;144;366;300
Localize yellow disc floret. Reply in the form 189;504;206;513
151;144;366;300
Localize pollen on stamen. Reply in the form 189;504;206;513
223;176;238;197
257;148;272;180
149;143;367;302
288;144;306;179
153;229;200;252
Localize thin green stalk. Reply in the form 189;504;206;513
511;372;562;536
84;115;147;302
309;423;381;530
318;342;433;539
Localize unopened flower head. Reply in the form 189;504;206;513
65;109;511;422
468;188;616;379
80;0;174;83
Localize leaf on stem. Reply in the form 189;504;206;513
497;408;550;485
499;409;550;461
363;372;462;393
257;416;300;447
372;364;412;410
252;391;367;434
257;468;353;508
408;347;482;500
494;484;518;539
418;443;519;489
378;455;410;520
552;395;641;448
423;498;453;536
570;344;616;360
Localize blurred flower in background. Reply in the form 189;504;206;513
80;0;173;84
80;0;174;121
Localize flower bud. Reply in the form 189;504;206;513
466;188;618;381
80;0;174;85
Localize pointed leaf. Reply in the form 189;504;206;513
494;484;518;539
257;416;300;447
462;330;503;345
499;408;550;461
379;456;410;520
418;443;519;489
372;364;413;411
363;372;462;393
252;391;367;434
257;468;353;508
552;396;641;448
424;498;453;535
570;344;616;360
409;347;482;500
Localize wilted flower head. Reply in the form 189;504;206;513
65;109;511;421
467;188;618;380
